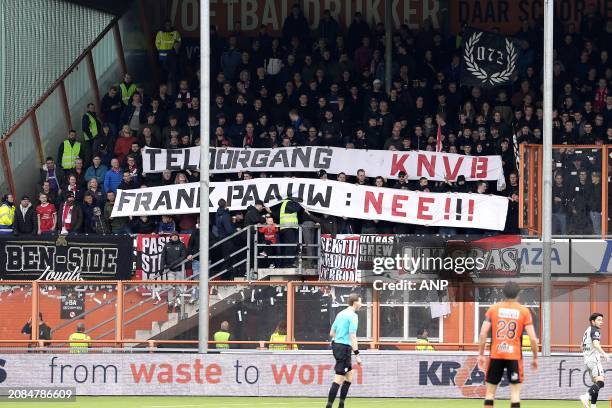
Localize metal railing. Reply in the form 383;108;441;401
519;143;611;237
253;223;321;276
1;338;610;354
5;279;612;352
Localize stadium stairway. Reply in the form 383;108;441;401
126;284;248;348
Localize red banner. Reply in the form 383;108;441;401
135;234;191;280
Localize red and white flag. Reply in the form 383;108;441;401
435;124;443;152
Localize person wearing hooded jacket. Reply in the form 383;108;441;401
13;195;36;235
245;200;268;226
161;232;187;278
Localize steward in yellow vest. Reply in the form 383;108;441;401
213;321;231;349
82;103;100;142
119;73;137;105
0;194;15;234
69;323;91;353
269;322;297;350
522;333;532;352
279;199;299;230
58;131;81;170
415;328;435;351
155;20;181;60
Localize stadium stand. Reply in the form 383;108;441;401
0;0;611;356
4;2;610;248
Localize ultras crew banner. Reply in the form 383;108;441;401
112;178;509;230
141;146;505;184
0;353;604;399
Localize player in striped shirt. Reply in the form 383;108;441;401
580;313;608;408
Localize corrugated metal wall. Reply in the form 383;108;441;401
0;0;114;136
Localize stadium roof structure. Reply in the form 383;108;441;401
61;0;134;15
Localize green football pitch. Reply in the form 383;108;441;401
0;397;593;408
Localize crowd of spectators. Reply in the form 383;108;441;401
2;4;612;250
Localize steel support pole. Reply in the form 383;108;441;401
198;0;211;354
384;0;392;94
541;0;554;357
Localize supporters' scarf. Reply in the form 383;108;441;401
62;203;73;231
129;164;138;177
244;131;254;147
435;124;443;152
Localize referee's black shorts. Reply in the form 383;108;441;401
332;342;353;375
486;358;523;385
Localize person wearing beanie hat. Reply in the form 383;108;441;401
58;191;82;235
13;195;36;235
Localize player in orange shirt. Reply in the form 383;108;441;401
477;281;539;408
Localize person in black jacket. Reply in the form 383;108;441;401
161;232;187;312
13;195;37;235
245;200;269;226
187;226;200;275
552;172;570;235
130;216;158;234
304;209;338;236
161;231;187;278
568;169;593;235
21;313;52;347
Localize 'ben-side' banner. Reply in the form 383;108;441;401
0;234;133;280
113;178;509;230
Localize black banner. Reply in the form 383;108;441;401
354;234;520;280
60;286;85;319
135;234;191;279
461;29;519;88
0;234;133;280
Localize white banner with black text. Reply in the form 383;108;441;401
112;179;508;230
141;146;505;186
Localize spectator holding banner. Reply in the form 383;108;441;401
278;198;301;267
104;191;129;234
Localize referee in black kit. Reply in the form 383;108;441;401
326;293;362;408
